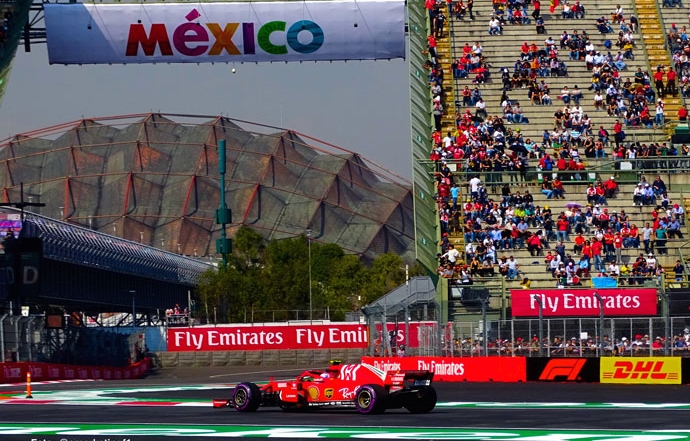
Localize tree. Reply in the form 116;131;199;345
195;228;421;323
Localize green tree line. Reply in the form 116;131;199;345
195;226;425;323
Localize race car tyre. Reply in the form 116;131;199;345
405;386;437;414
354;384;388;415
232;382;261;412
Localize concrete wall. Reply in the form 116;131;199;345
153;349;366;368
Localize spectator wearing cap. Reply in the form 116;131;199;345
642;183;655;205
604;177;618;198
615;336;629;355
655;98;665;127
632;183;644;206
672;203;685;224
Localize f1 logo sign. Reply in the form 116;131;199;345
538;359;586;381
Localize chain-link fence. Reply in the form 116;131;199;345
0;315;144;366
445;316;690;357
0;315;45;363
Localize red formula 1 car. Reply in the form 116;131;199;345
213;361;436;415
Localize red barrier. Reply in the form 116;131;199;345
167;322;439;352
0;358;151;384
361;356;526;382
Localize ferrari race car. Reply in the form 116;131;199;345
213;361;436;414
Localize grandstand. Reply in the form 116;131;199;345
412;0;690;324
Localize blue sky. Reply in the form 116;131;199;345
0;44;412;180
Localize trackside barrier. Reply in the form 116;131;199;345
526;357;600;382
361;356;526;382
0;358;151;384
683;359;690;384
365;357;690;383
600;357;681;384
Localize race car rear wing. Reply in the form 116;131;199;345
401;370;434;388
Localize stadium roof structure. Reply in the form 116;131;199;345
0;113;415;263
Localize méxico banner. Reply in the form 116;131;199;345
511;288;658;317
167;322;435;351
44;1;405;65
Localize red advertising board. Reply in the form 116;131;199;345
361;356;526;382
167;322;435;352
0;359;151;384
511;288;658;317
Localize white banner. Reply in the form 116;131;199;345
44;1;405;64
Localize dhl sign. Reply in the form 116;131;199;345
600;358;681;384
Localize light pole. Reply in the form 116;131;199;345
594;291;604;356
306;229;313;324
533;295;544;357
129;290;136;327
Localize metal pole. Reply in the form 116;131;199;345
659;290;671;356
306;229;313;324
534;295;544;356
594;291;604;356
0;314;6;363
188;290;192;327
129;290;136;327
482;297;488;356
405;266;410;354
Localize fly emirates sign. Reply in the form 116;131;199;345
44;1;405;65
511;288;658;317
169;325;369;351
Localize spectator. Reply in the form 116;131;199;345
655;98;665;126
655;225;669;255
541;176;554;199
604;177;618;198
652;175;667;196
507;255;521;280
667;67;678;97
674;259;685;282
612;4;624;24
489;16;502;35
442;243;461;264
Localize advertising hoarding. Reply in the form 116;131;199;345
166;322;435;351
600;357;681;384
45;1;405;65
0;359;150;384
526;357;600;382
511;288;658;317
361;356;526;382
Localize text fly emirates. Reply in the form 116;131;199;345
530;292;641;312
126;9;325;57
172;327;368;350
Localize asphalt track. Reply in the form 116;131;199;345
0;365;690;440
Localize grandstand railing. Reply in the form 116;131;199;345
444;316;690;357
431;157;690;189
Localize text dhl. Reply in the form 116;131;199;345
601;359;681;384
126;13;325;57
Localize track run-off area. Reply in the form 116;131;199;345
0;367;689;439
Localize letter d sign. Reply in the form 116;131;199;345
23;266;38;284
